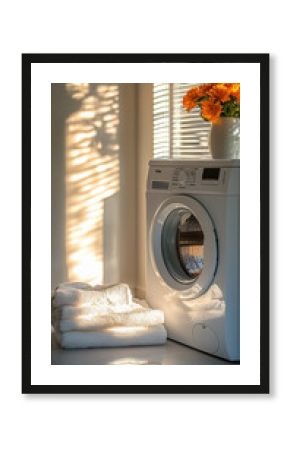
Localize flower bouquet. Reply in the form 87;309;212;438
183;83;240;159
183;83;240;123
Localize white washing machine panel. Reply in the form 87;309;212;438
146;159;240;361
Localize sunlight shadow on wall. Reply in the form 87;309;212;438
65;84;120;285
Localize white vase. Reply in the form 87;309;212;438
210;117;240;159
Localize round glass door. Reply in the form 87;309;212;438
161;208;205;284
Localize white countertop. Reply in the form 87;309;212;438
51;336;237;365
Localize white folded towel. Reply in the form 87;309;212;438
52;298;164;332
57;281;94;290
52;283;167;349
53;283;132;308
56;325;167;349
58;308;164;332
53;302;142;321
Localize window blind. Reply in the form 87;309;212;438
153;83;211;159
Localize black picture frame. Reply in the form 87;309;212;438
22;53;269;394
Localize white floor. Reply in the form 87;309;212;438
51;335;237;365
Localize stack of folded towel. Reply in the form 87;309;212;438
52;282;167;349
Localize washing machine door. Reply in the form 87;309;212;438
150;195;217;297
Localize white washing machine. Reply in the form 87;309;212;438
146;159;240;361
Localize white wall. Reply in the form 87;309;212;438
51;83;153;297
136;84;153;298
51;84;67;287
118;84;138;291
51;83;137;291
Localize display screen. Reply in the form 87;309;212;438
202;168;220;180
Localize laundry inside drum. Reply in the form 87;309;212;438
161;208;205;283
176;211;204;279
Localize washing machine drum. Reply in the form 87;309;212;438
150;195;218;297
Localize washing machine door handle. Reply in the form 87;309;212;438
150;195;218;297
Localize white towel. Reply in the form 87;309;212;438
58;308;164;332
52;299;164;332
57;281;94;290
53;302;142;320
53;283;132;308
52;283;167;348
56;325;167;349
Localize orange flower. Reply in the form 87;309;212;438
183;87;200;110
198;83;214;97
201;99;222;123
183;94;195;111
208;83;231;103
227;83;240;102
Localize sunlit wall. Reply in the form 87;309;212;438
51;83;137;290
65;84;120;285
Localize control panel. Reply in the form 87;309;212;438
147;160;239;195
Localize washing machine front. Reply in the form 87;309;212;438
146;159;240;360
